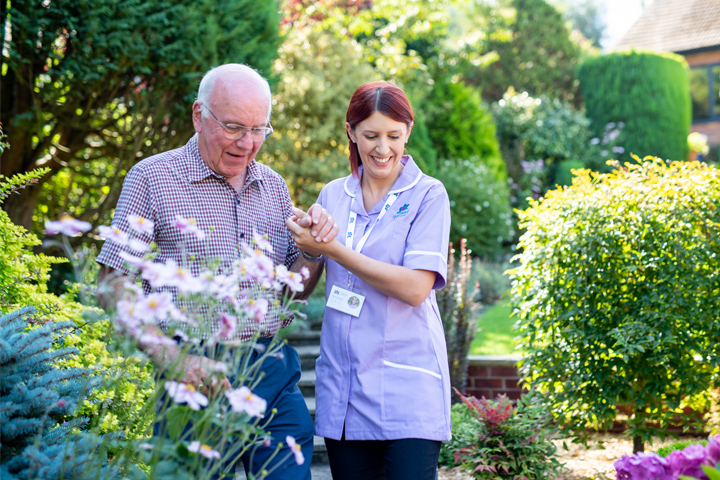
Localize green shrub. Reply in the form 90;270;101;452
510;158;720;451
464;0;582;103
656;439;708;457
0;307;119;479
439;402;484;467
435;159;514;259
1;171;153;438
492;89;625;208
421;77;506;181
450;391;563;479
579;50;691;163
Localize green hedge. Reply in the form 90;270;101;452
510;158;720;450
579;50;691;163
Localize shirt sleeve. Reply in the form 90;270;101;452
282;180;300;269
403;181;451;290
96;165;155;277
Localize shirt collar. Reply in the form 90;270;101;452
185;133;265;186
343;155;422;198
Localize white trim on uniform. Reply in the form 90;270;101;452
404;250;447;262
383;360;442;379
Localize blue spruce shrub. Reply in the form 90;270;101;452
0;306;118;479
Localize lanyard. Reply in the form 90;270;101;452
344;193;400;285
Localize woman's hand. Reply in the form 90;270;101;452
286;210;336;257
290;205;337;243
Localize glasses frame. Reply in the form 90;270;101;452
202;105;273;142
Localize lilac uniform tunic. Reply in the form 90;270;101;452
314;156;452;442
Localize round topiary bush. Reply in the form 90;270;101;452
579;51;691;163
510;158;720;452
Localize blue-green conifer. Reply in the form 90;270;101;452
0;307;118;479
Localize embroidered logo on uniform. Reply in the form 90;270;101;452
393;204;410;219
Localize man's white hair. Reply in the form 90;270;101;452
196;64;272;122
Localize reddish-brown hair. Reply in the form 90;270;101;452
346;81;414;178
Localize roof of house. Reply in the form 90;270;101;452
614;0;720;53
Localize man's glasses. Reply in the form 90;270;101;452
203;105;273;142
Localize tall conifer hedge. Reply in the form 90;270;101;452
579;50;691;163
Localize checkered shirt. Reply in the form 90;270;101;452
96;134;300;339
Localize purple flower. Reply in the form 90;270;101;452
45;216;92;236
173;215;206;240
188;441;221;459
286;436;305;465
614;452;673;480
668;444;707;478
706;436;720;466
127;215;154;236
98;225;129;245
225;386;266;417
164;381;209;411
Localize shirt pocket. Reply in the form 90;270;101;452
382;358;444;429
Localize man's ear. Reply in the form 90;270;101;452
192;102;203;133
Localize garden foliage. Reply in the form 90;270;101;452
263;28;378;209
579;50;691;164
0;306;118;480
462;0;582;103
421;77;506;181
510;158;720;452
2;0;281;231
435;159;514;258
438;239;480;401
492;89;626;212
1;171;153;439
448;390;563;479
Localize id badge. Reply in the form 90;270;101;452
326;283;366;317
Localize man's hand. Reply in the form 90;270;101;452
291;204;338;243
179;354;232;397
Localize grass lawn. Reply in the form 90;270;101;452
469;297;521;355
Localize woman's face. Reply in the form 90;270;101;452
347;111;412;184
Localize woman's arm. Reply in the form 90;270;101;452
285;219;436;307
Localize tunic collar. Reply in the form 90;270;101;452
343;155;423;198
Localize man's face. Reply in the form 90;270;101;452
192;79;270;184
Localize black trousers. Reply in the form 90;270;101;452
324;433;441;480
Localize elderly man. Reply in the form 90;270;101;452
97;64;335;479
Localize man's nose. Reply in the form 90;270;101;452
234;131;254;149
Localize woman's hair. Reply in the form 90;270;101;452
346;81;414;177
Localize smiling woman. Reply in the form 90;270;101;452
285;81;452;480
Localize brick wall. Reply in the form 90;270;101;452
464;354;525;400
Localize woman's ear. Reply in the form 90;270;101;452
346;122;356;143
405;121;414;143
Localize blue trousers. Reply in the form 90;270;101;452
155;338;314;479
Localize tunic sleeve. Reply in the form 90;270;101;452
403;182;451;289
96;165;155;276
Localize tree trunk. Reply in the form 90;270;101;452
633;435;644;453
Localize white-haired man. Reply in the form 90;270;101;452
98;64;335;479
